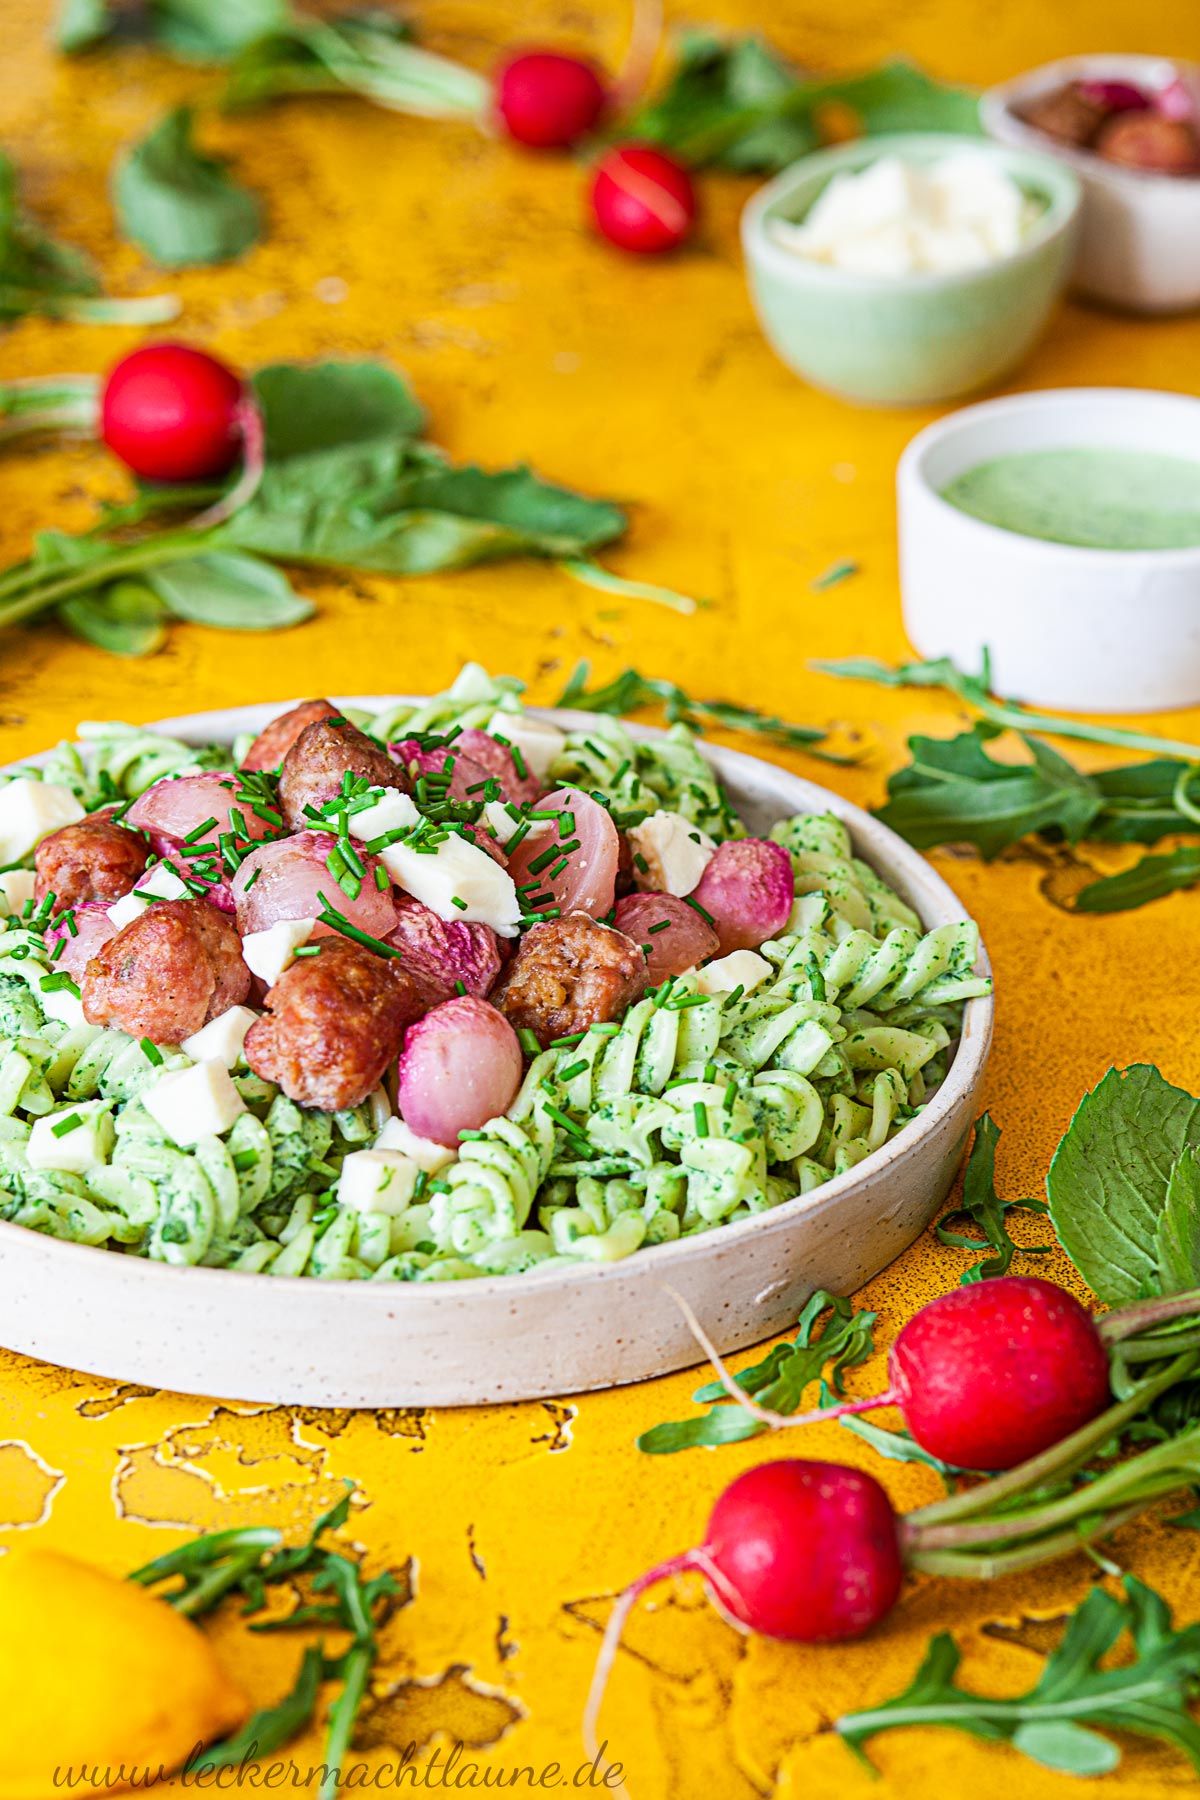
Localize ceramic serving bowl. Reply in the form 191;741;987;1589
898;387;1200;713
0;700;992;1408
740;131;1080;407
982;55;1200;313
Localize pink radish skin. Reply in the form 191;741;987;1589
612;892;718;983
231;830;397;941
738;1276;1112;1474
45;901;118;982
125;773;276;857
388;895;502;1001
101;344;248;483
496;50;608;148
690;838;794;954
505;787;619;920
590;144;697;254
585;1460;903;1764
453;729;542;806
390;738;497;806
1078;77;1152;113
396;995;523;1146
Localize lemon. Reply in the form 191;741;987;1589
0;1545;247;1798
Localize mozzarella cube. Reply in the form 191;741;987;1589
0;870;36;917
481;800;523;847
485;711;566;782
337;1148;419;1216
28;1102;114;1175
693;950;773;998
348;786;420;844
0;780;84;866
143;1060;246;1147
107;862;190;930
241;918;317;986
381;834;520;937
181;1004;259;1069
376;1115;455;1172
628;812;716;897
38;979;87;1030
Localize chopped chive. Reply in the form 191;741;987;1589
244;866;261;891
183;816;218;845
588;1021;620;1036
684;895;716;926
633;853;649;874
412;1169;429;1201
724;983;745;1006
293;945;322;957
450;896;468;911
139;1037;163;1066
549;1031;586;1048
232;1148;259;1172
510;744;528;780
693;1102;709;1138
517;1028;541;1056
374;866;389;891
810;558;859;592
51;1111;83;1138
557;1060;588;1082
723;1082;737;1112
647;919;670;935
39;972;80;996
317;893;402;959
458;1128;485;1141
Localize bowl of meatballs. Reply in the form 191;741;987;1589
0;690;992;1407
981;55;1200;311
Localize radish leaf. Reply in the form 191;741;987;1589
148;552;314;630
58;580;168;657
252;359;425;460
836;1576;1200;1776
1156;1149;1200;1295
114;106;261;267
1047;1065;1200;1305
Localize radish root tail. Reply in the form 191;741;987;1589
615;0;663;109
583;1550;698;1788
660;1281;897;1430
189;394;266;531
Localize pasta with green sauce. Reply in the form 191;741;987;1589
0;665;990;1282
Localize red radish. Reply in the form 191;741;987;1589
690;838;794;955
388;895;502;1000
584;1460;903;1762
231;830;398;941
1078;77;1151;113
101;344;254;484
506;788;619;920
709;1276;1111;1473
45;900;118;982
613;891;718;982
125;773;276;857
396;994;523;1146
453;729;542;807
590;144;696;254
496;51;607;148
390;739;497;807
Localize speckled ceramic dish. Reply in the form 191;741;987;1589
0;700;992;1408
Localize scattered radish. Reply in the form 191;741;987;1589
396;994;523;1145
388;894;502;1000
100;344;253;484
505;787;619;920
231;830;398;941
453;729;542;807
612;891;718;982
590;144;697;255
707;1276;1112;1473
1077;77;1151;113
125;773;276;857
44;900;118;982
390;738;497;807
689;838;794;955
496;51;608;148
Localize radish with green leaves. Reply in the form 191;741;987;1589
590;145;697;254
101;344;262;489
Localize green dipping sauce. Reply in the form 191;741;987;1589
940;449;1200;551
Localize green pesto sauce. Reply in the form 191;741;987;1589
940;449;1200;550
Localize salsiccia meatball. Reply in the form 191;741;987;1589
244;937;427;1112
490;911;648;1048
241;698;340;773
1020;85;1106;147
276;718;406;832
82;898;250;1044
1096;112;1200;174
35;816;150;914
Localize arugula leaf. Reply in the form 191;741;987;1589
935;1113;1050;1283
252;359;425;459
1155;1149;1200;1296
151;0;292;62
628;42;980;170
1047;1065;1200;1305
1075;847;1200;914
147;552;314;631
58;580;168;657
637;1290;875;1453
556;661;832;753
113;106;261;268
55;0;114;53
221;11;490;119
878;727;1104;858
836;1577;1200;1776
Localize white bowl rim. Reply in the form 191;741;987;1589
981;54;1200;194
0;697;992;1305
899;385;1200;567
740;129;1081;296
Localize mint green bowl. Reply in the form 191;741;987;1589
740;132;1081;407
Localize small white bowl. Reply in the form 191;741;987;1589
982;55;1200;313
898;387;1200;713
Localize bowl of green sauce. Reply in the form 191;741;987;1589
898;387;1200;711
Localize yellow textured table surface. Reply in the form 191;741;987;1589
3;0;1200;1793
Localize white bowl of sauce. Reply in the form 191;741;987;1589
898;387;1200;712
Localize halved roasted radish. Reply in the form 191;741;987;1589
690;838;794;954
613;892;719;983
396;994;523;1146
506;788;618;921
232;830;397;939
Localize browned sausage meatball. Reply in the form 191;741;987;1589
82;898;250;1044
241;698;340;773
1020;85;1106;147
34;817;150;914
244;937;426;1111
276;719;406;832
490;911;648;1049
1096;112;1200;174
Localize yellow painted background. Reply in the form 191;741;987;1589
3;0;1200;1791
